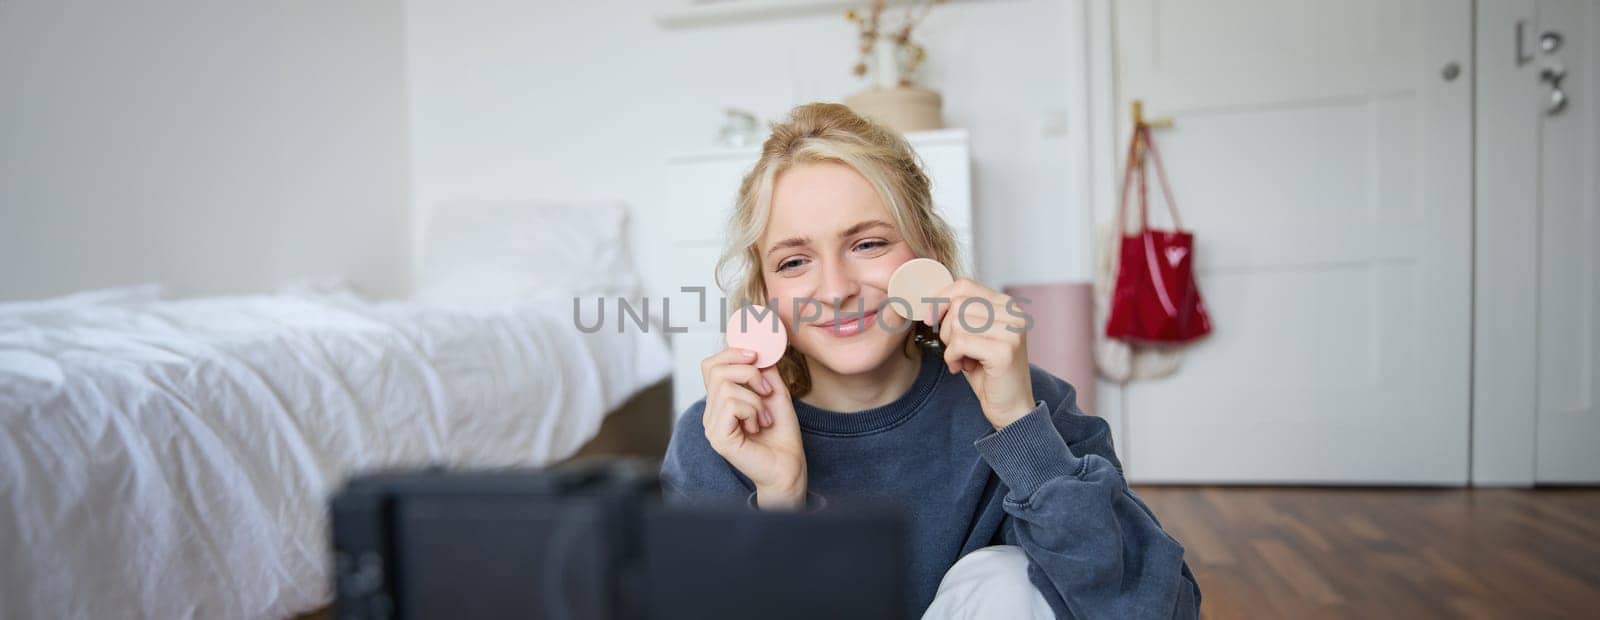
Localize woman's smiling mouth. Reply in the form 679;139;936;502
814;309;879;337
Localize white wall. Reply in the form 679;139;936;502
404;0;1094;297
0;0;411;301
0;0;1093;302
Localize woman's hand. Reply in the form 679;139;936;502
925;278;1036;431
700;348;807;509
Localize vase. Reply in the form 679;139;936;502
845;34;944;132
844;86;944;133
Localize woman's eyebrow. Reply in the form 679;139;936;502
765;219;893;258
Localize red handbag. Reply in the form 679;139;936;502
1105;124;1213;344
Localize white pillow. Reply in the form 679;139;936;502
415;201;642;306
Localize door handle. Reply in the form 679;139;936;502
1539;31;1563;54
1540;64;1569;116
1534;24;1568;117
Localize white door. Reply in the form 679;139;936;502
1111;0;1474;483
1531;0;1600;483
1466;0;1596;485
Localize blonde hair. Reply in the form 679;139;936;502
714;102;964;398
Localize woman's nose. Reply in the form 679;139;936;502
814;258;862;308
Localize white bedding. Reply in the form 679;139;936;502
0;288;672;619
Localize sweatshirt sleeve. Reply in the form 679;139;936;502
659;399;754;504
972;387;1202;619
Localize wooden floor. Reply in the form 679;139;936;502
1132;486;1600;619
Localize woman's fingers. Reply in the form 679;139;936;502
940;305;987;373
923;278;973;327
943;326;1013;374
925;285;1019;340
922;280;1027;375
709;393;761;439
738;383;773;428
938;301;1009;345
704;353;773;397
701;347;758;376
758;366;798;429
702;372;762;432
703;358;794;452
702;348;772;393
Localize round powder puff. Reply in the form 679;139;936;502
726;305;788;368
888;258;955;322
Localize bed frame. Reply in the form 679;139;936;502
567;378;675;462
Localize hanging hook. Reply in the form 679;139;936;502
1130;99;1173;161
1131;99;1173;130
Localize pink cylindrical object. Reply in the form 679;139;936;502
1002;282;1098;415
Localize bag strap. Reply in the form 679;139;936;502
1114;125;1145;239
1137;124;1185;230
1137;132;1151;231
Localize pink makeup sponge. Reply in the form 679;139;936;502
726;305;788;368
888;258;955;322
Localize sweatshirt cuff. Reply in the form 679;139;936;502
745;490;828;512
973;401;1086;500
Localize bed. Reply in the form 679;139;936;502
0;203;674;618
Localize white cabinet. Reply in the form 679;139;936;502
657;129;975;416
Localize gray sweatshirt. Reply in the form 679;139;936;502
660;348;1202;619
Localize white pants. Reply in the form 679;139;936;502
922;545;1055;619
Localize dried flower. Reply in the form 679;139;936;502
846;0;941;86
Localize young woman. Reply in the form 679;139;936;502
660;102;1201;618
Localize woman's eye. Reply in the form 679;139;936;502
855;239;889;252
777;257;806;272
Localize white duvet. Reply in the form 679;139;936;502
0;287;672;619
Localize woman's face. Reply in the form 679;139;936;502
758;161;919;377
